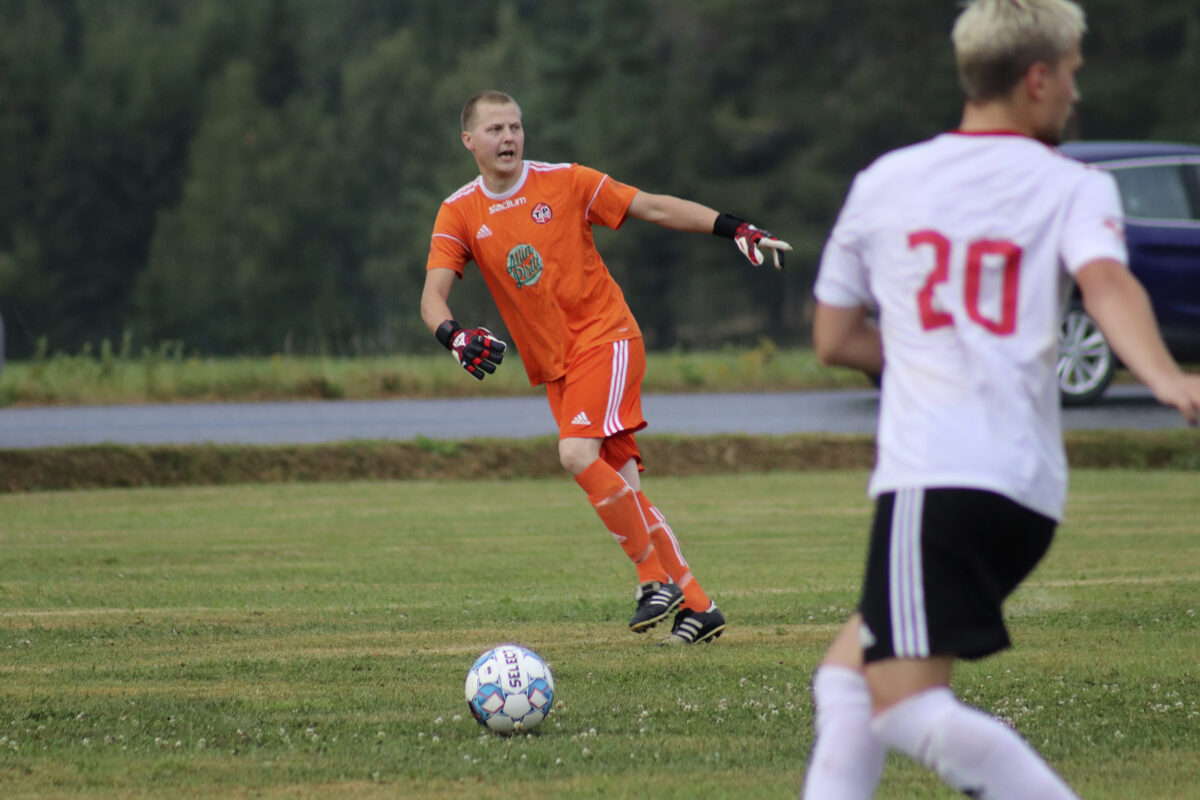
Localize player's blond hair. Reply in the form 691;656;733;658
952;0;1086;102
461;90;519;132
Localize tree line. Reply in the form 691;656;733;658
1;0;1197;360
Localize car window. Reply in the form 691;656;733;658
1187;164;1200;219
1108;164;1191;220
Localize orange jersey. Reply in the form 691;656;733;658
426;161;642;385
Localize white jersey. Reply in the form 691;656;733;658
815;132;1127;520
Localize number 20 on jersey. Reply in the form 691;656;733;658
910;230;1021;336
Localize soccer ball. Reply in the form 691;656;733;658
464;644;555;734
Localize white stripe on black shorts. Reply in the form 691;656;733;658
859;487;1056;664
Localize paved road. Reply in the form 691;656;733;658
0;386;1189;449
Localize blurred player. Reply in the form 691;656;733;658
800;0;1200;796
421;90;791;644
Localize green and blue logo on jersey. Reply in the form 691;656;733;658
507;243;544;288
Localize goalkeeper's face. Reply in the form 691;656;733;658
462;100;525;184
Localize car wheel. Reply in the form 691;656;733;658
1057;308;1115;406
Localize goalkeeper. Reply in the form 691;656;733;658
421;90;790;645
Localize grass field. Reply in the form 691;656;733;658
1;471;1197;799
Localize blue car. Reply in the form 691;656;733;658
1057;141;1200;404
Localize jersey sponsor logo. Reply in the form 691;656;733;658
531;202;552;224
571;411;591;426
489;196;528;215
476;224;493;240
506;243;544;288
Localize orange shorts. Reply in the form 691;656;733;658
546;338;647;470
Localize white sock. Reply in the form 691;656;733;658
800;666;885;799
871;687;1078;800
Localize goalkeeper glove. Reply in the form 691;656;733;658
435;320;506;381
713;213;792;269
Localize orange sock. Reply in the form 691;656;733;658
637;491;711;612
574;460;669;585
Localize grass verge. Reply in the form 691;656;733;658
0;430;1196;493
0;344;875;407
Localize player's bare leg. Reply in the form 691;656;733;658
864;653;953;714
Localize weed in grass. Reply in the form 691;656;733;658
415;436;464;457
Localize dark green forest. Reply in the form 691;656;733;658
2;0;1198;359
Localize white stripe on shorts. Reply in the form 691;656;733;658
603;340;629;436
888;488;929;658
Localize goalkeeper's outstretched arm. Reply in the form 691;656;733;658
627;192;792;269
626;192;720;232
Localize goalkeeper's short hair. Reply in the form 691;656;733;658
461;90;519;132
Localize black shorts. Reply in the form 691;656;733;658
859;487;1056;664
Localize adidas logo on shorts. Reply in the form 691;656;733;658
571;411;591;426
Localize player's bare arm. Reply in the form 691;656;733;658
626;191;720;232
420;267;458;334
627;191;792;268
813;302;883;377
1076;258;1200;424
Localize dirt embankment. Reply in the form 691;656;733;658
1;431;1196;493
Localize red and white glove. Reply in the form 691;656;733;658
714;213;792;269
435;321;507;381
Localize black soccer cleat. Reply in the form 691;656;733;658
657;604;726;646
629;581;684;633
